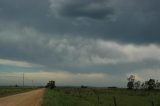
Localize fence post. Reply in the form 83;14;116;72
92;89;100;105
151;100;155;106
97;94;100;105
113;96;117;106
78;88;81;98
151;94;155;106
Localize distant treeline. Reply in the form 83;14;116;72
127;75;160;90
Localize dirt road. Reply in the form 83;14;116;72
0;89;44;106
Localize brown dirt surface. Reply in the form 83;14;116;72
0;88;45;106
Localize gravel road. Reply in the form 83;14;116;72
0;89;44;106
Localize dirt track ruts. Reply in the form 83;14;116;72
0;89;44;106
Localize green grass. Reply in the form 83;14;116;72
42;88;160;106
0;87;36;98
42;89;94;106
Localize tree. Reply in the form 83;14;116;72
46;80;56;89
156;80;160;89
134;81;141;90
127;75;135;89
127;81;134;89
147;79;156;90
141;81;149;89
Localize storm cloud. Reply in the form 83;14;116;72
0;0;160;86
50;0;114;19
0;0;160;43
0;27;160;73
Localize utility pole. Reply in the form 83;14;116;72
23;73;24;87
32;80;34;88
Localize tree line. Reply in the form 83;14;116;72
127;75;160;90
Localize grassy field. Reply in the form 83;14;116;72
0;87;36;98
42;88;160;106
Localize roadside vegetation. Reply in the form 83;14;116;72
0;87;37;98
42;88;160;106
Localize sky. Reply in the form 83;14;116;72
0;0;160;87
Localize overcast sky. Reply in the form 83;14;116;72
0;0;160;87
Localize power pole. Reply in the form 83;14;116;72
32;80;34;88
23;73;24;87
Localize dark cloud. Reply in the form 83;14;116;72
103;0;160;43
52;0;114;19
0;0;49;20
0;0;160;78
0;0;160;43
1;0;160;87
0;28;160;74
0;0;54;33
